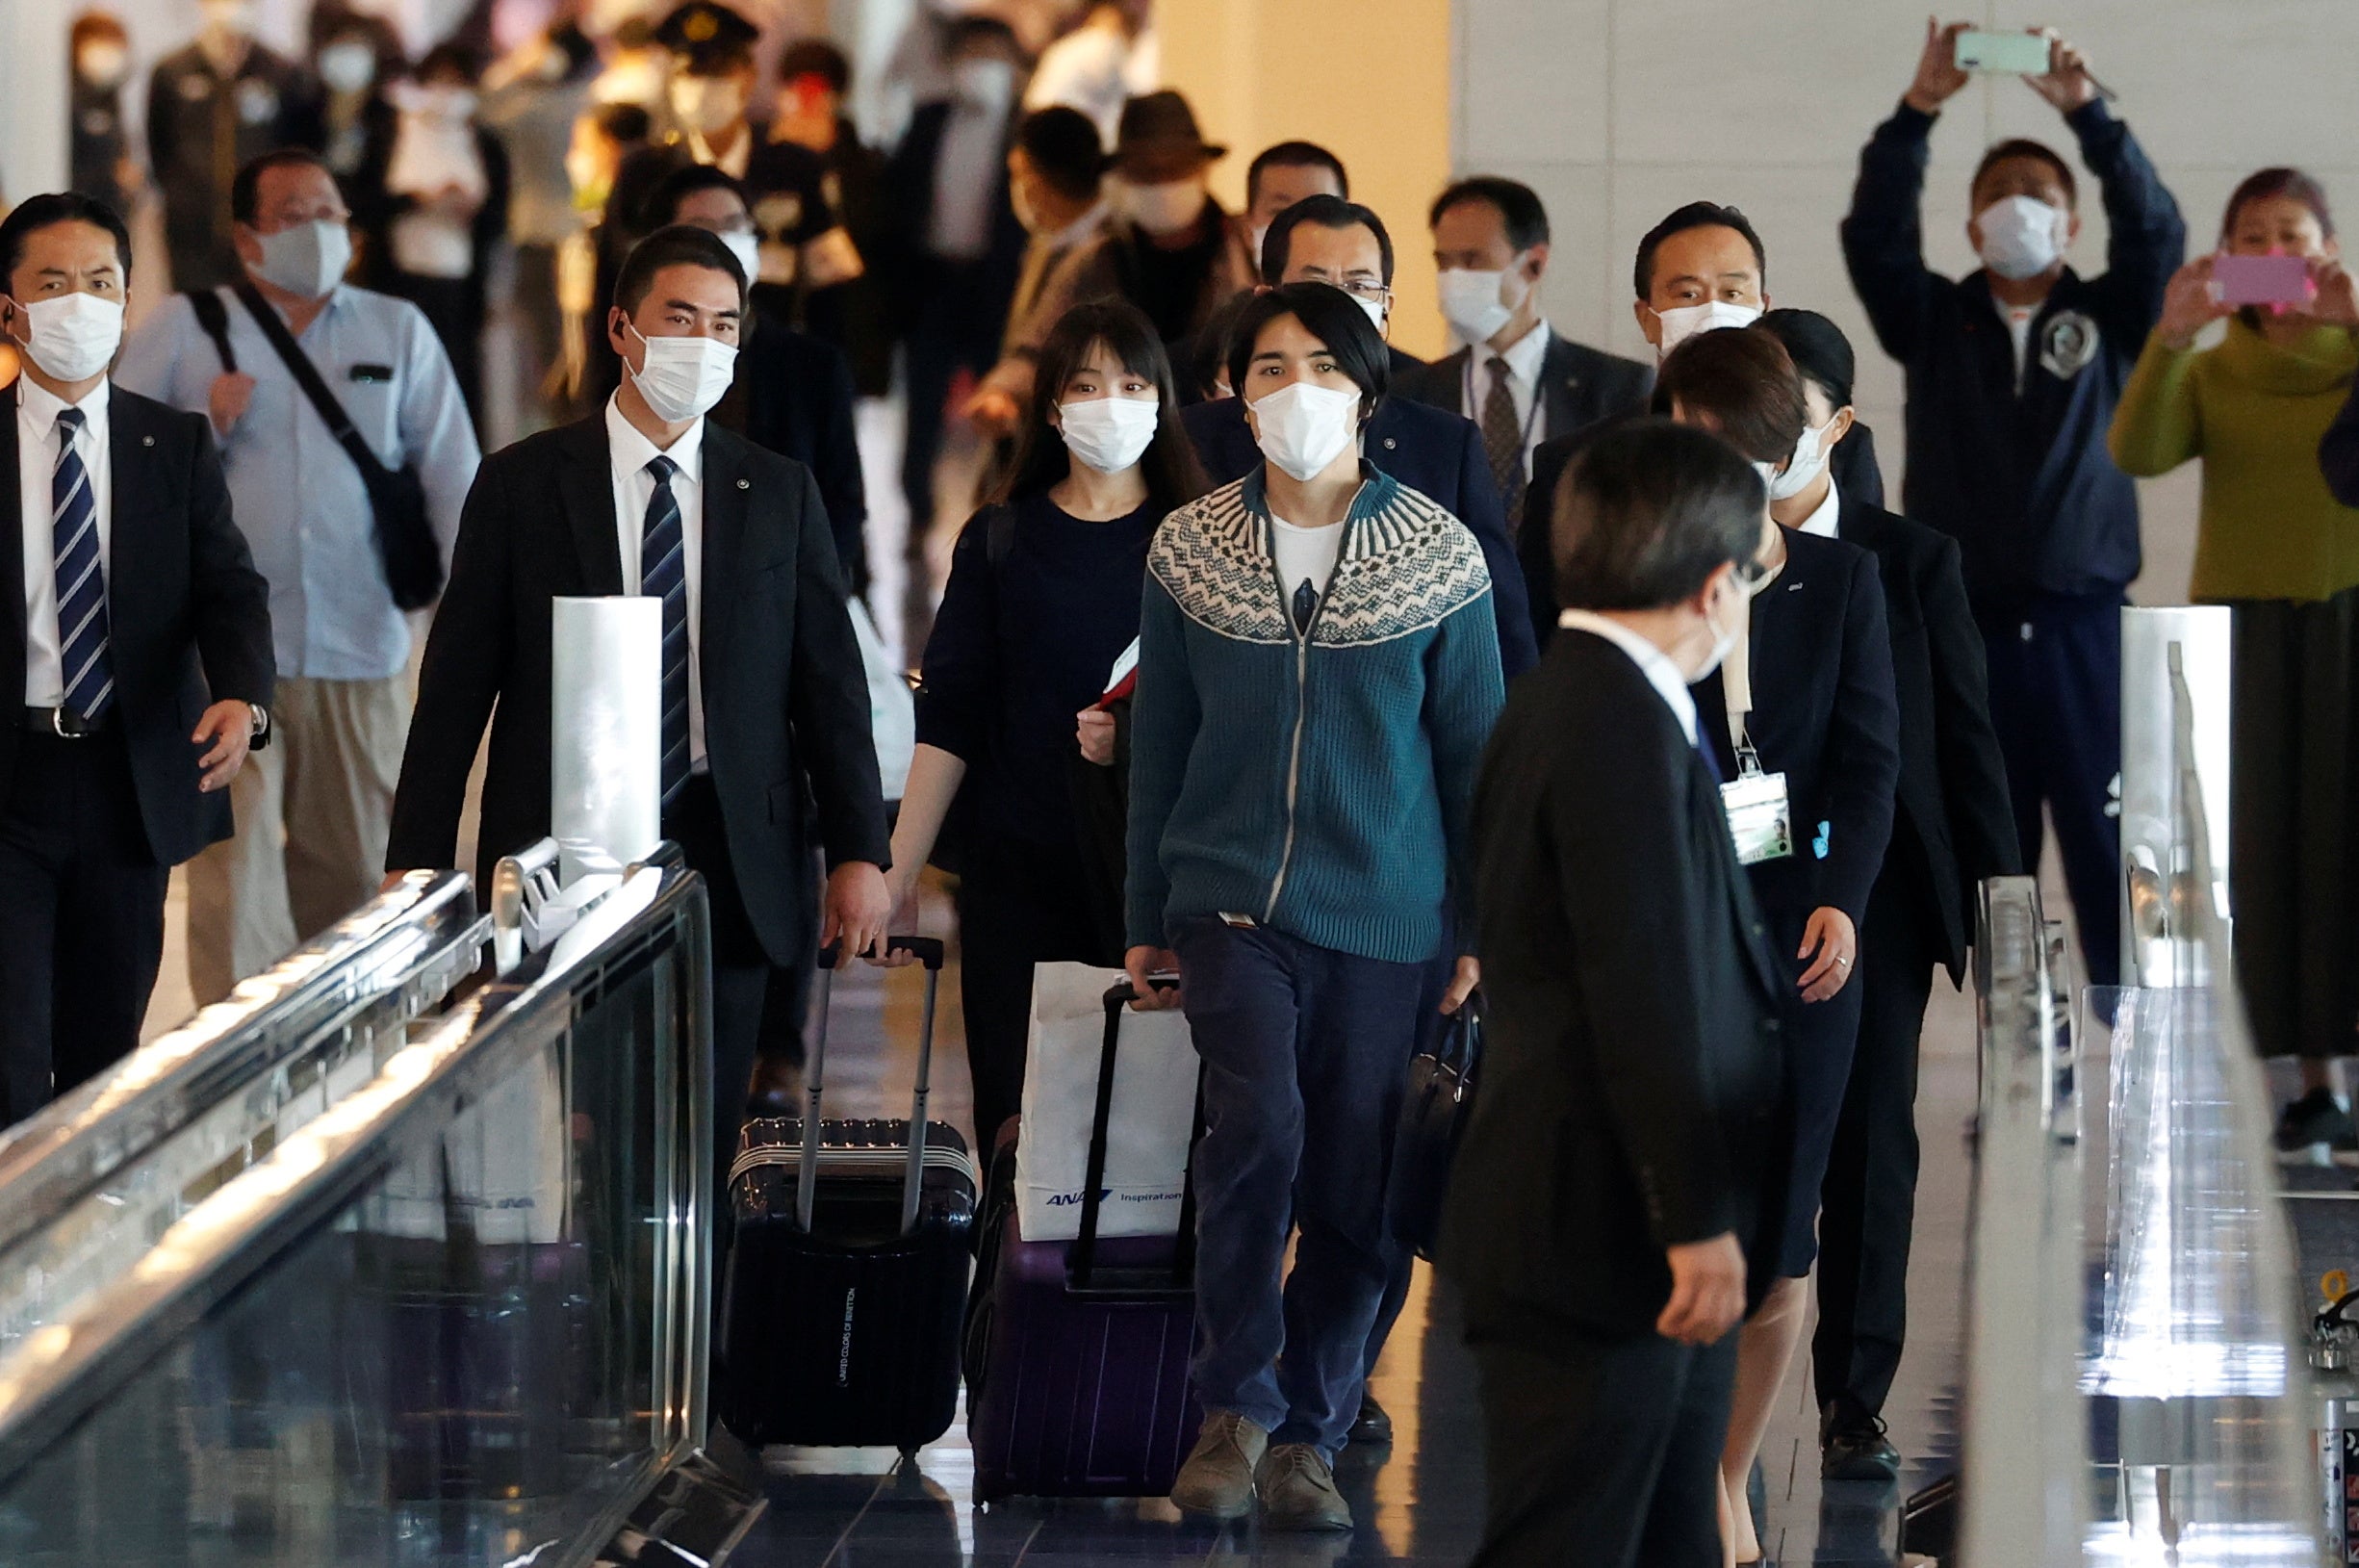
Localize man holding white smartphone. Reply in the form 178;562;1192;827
1839;19;2185;1006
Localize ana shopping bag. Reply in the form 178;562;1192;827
1016;962;1197;1242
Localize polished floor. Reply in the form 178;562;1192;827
721;904;1976;1568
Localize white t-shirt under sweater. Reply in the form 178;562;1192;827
1270;513;1346;604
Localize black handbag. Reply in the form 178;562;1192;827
192;284;445;610
1385;993;1481;1259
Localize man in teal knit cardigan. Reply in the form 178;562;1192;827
1123;284;1503;1530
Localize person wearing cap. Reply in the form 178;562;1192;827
883;16;1031;540
1000;90;1257;364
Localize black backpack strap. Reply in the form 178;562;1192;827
184;289;237;374
227;282;394;486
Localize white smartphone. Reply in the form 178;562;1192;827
1954;30;2053;75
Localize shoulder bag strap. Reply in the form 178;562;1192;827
185;289;237;373
228;282;396;486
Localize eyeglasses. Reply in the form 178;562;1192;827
1333;279;1390;304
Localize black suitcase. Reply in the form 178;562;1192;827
719;937;978;1453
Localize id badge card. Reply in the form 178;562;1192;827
1721;765;1794;866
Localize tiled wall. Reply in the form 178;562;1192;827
1451;0;2359;605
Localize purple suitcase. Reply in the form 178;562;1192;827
965;978;1201;1501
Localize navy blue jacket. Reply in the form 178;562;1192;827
1839;100;2184;613
1180;396;1538;677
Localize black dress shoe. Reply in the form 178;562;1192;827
2276;1087;2359;1152
1347;1392;1393;1446
1821;1413;1900;1482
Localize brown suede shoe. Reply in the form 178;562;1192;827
1256;1442;1352;1531
1169;1411;1269;1519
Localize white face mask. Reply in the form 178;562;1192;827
1767;418;1834;502
953;57;1015;112
1248;380;1360;482
11;293;124;383
1121;179;1203;238
318;41;376;94
1976;194;2069;281
1058;396;1160;475
625;321;738;423
670;76;745;138
1651;298;1762;362
250;218;353;298
1695;576;1744;680
1352;291;1389;337
1246;222;1270;270
1437;263;1529;344
78;43;130;89
718;229;761;285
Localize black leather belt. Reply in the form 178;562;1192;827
23;706;111;738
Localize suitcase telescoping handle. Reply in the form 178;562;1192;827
803;936;947;1235
1071;976;1197;1294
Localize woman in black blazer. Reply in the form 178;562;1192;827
1656;329;1900;1564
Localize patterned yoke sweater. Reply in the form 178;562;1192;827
1124;465;1505;964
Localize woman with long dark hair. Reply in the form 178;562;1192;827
879;297;1207;1153
2111;167;2359;1143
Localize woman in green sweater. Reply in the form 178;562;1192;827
2109;167;2359;1142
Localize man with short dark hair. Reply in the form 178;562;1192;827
119;149;477;1006
1841;19;2184;990
1179;204;1536;677
387;224;892;1210
0;193;275;1120
963;106;1113;436
1242;141;1347;261
1397;176;1652;533
1439;418;1784;1568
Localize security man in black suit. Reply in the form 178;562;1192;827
1397;176;1653;534
0;193;275;1122
386;225;892;1201
1178;201;1537;678
1440;420;1785;1568
1755;310;2019;1479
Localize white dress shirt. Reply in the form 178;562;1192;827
605;398;708;769
1466;320;1551;481
928;98;1007;261
1558;608;1701;747
17;377;113;707
1796;477;1841;538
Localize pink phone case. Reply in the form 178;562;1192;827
2214;254;2312;308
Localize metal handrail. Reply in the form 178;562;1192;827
0;859;709;1494
0;870;483;1260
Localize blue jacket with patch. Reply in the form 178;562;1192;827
1124;467;1504;964
1840;100;2185;613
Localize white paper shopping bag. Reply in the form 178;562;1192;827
1015;962;1198;1242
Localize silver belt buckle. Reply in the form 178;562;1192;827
51;707;71;739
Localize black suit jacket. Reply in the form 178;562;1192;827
1839;501;2020;978
1440;630;1785;1338
715;313;869;595
1691;528;1900;931
1179;396;1538;677
0;387;274;865
1395;329;1653;449
883;99;1028;342
1519;412;1892;648
385;415;889;964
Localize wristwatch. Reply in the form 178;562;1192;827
247;703;270;741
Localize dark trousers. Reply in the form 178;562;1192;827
899;258;1004;539
1171;916;1424;1457
662;775;772;1233
1468;1321;1737;1568
1979;593;2122;988
1812;855;1942;1423
952;839;1106;1151
0;731;169;1126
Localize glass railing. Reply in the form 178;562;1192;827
1958;607;2315;1565
0;854;752;1565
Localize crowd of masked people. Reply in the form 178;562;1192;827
10;8;2359;1564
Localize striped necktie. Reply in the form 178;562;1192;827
51;407;114;722
641;453;690;806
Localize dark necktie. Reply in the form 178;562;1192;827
1479;354;1526;534
1291;578;1319;635
51;408;114;722
641;454;690;807
1695;731;1725;785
